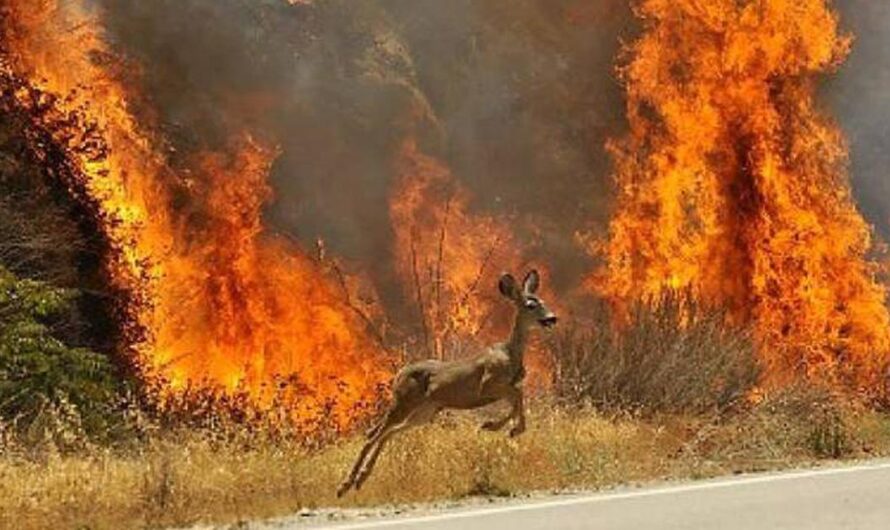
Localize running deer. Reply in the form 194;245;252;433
337;270;557;497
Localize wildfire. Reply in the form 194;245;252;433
391;138;522;353
390;138;554;388
4;0;887;414
591;0;890;394
2;0;389;427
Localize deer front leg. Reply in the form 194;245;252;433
480;415;511;432
477;369;492;400
508;386;526;438
478;369;509;431
480;386;523;434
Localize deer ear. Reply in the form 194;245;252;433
499;273;520;300
523;269;540;294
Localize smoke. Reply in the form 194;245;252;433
92;0;890;306
385;0;634;291
829;0;890;238
95;0;635;312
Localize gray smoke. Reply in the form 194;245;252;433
98;0;890;309
831;0;890;239
97;0;635;307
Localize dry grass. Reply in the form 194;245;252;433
0;406;661;529
1;291;886;530
2;397;889;530
550;291;760;414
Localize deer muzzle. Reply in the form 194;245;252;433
539;315;558;328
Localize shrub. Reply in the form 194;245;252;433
756;384;856;459
550;290;760;415
687;384;862;466
0;266;120;445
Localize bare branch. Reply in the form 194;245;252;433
434;194;452;357
460;235;501;308
410;232;431;357
327;255;392;355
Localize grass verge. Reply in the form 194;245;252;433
2;391;889;530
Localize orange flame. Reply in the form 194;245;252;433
390;139;507;337
391;138;524;348
390;138;554;388
590;0;890;394
3;0;389;427
152;139;390;424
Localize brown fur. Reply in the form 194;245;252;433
337;270;557;496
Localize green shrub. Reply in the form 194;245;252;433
0;266;120;444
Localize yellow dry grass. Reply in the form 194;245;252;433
1;402;888;530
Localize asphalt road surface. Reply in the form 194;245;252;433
304;461;890;530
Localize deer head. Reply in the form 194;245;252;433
498;269;558;329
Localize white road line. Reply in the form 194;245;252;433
313;460;890;529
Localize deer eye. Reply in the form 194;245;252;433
525;299;538;309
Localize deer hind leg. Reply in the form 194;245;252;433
337;440;374;498
353;402;438;492
338;404;406;498
365;415;386;440
338;367;437;497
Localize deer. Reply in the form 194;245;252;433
337;269;558;497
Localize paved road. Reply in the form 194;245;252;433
307;461;890;530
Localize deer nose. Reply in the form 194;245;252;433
540;315;558;328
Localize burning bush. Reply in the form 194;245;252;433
589;0;890;396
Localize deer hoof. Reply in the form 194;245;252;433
509;424;526;438
481;420;503;431
336;482;350;498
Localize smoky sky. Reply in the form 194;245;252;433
97;0;634;302
831;0;890;239
95;0;890;304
